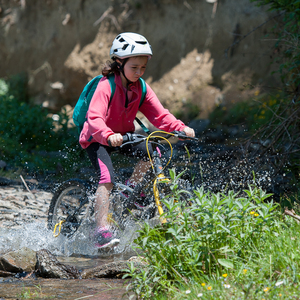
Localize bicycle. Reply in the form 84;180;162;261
47;130;198;240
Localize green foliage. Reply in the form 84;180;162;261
124;169;287;299
0;78;9;96
17;284;44;299
209;93;282;132
6;72;29;101
0;75;86;176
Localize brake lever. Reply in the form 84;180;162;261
171;131;198;141
120;135;147;148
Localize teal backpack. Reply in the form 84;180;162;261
73;73;148;134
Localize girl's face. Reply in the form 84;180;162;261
120;56;148;84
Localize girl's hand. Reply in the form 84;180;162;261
108;133;123;147
183;126;195;138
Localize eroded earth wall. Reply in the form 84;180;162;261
0;0;278;117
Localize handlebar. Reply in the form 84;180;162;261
171;131;198;141
108;131;198;147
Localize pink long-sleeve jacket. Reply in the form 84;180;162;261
79;73;186;148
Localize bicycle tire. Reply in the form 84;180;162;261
47;179;93;238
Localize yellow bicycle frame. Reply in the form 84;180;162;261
153;173;172;224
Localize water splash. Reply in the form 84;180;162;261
0;222;56;255
0;218;143;258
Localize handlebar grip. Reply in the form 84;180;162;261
122;133;131;143
171;130;198;141
107;133;133;147
172;130;186;136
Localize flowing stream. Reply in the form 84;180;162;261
0;212;143;299
0;219;141;263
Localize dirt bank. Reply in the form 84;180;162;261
0;0;278;118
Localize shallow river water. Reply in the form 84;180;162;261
0;219;141;299
0;277;132;300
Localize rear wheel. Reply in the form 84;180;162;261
47;180;93;238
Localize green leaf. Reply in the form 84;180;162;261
218;224;231;233
166;228;177;236
218;258;234;269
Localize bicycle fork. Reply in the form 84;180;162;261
152;149;171;223
153;174;169;223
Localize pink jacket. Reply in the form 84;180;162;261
79;73;186;148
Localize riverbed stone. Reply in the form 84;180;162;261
0;247;37;273
81;261;136;279
36;249;80;279
0;270;15;277
81;256;147;279
0;184;53;229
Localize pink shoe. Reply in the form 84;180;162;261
94;228;120;249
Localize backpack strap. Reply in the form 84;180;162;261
135;117;150;135
82;74;115;131
138;77;147;108
135;77;150;134
107;73;116;107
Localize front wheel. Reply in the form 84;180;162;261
47;180;93;238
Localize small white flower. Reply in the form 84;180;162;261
197;293;203;297
224;284;231;289
275;280;284;287
185;290;191;294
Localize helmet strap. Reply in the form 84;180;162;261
114;58;132;108
116;58;132;86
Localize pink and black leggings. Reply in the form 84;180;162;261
86;141;152;185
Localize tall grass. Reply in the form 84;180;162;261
124;169;300;299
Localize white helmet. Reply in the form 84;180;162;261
110;32;152;59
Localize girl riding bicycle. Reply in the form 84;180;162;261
78;32;195;248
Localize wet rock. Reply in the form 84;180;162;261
0;246;146;280
81;256;147;279
0;247;36;273
0;270;15;277
81;261;133;279
36;249;80;279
